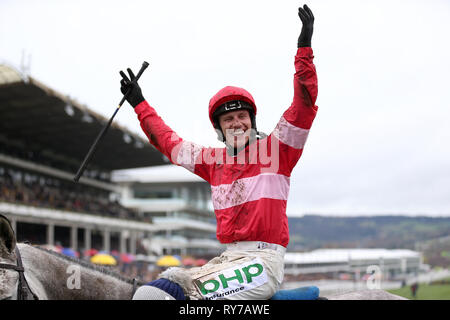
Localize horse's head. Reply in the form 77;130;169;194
0;213;19;300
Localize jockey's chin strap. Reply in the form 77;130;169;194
0;246;39;300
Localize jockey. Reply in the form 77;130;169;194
124;4;318;300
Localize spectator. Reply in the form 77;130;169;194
0;166;138;220
411;282;419;298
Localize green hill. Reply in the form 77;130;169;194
287;215;450;253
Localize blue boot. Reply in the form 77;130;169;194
270;286;320;300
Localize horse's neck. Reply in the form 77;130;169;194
19;244;134;300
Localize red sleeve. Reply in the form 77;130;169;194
134;101;212;183
270;47;319;174
284;47;318;129
134;100;183;161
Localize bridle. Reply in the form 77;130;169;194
0;246;39;300
0;213;38;300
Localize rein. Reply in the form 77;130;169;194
0;246;39;300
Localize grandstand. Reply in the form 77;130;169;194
284;248;423;281
112;164;224;258
0;63;168;255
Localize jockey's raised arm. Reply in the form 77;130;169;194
119;4;320;301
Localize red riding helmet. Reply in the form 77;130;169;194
208;86;257;129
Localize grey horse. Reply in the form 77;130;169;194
0;214;140;300
1;214;406;300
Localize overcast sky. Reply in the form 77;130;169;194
1;0;450;217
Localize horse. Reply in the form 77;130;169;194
0;214;141;300
1;214;406;300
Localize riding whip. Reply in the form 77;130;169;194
73;61;149;182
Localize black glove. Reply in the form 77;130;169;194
120;68;145;108
297;4;314;48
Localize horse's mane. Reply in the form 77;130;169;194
30;244;145;286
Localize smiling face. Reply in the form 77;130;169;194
218;109;253;149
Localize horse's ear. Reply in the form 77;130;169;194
0;214;16;253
